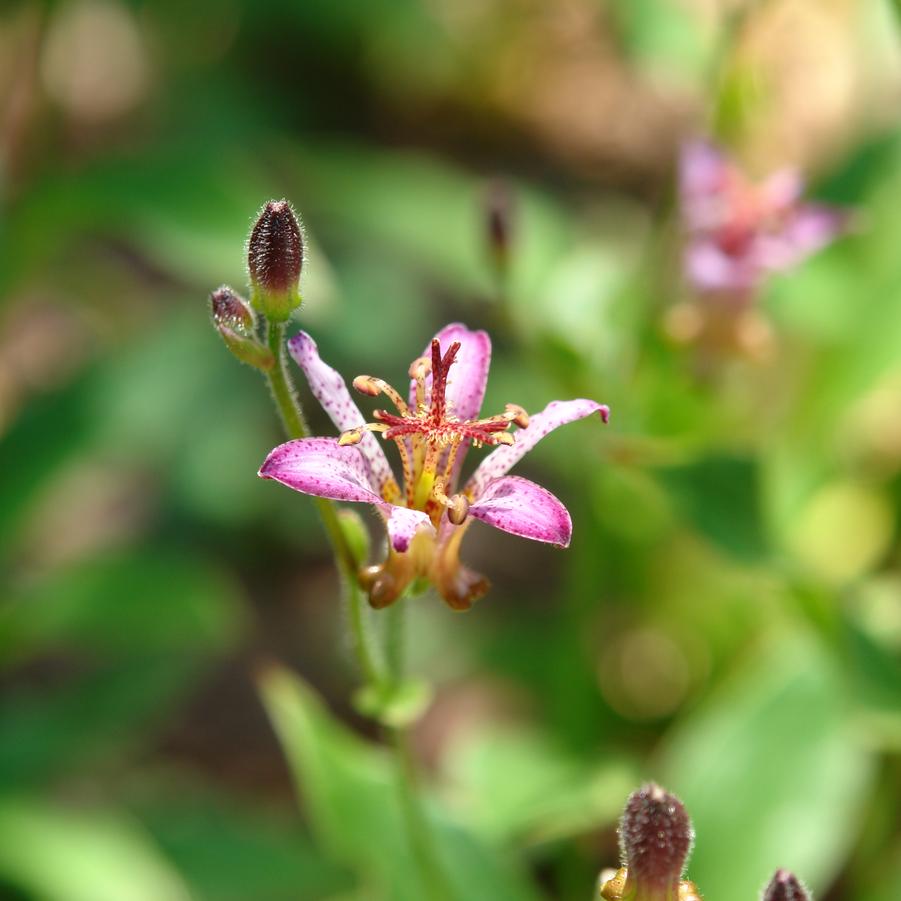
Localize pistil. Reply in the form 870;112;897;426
340;337;525;522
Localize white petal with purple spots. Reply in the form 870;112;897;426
288;331;397;496
468;475;572;547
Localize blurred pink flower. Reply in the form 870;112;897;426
259;324;608;610
680;141;847;298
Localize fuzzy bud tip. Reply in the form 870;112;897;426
620;783;693;894
247;199;303;319
762;870;811;901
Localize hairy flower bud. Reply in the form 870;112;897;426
619;784;694;901
210;285;274;371
762;870;811;901
247;199;303;321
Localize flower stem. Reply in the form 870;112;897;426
263;321;449;897
264;319;382;686
384;598;454;901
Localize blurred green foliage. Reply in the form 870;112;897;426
2;0;901;899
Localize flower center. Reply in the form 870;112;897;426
339;338;527;523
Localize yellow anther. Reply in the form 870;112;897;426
352;375;382;397
679;880;703;901
505;403;530;429
338;429;364;446
598;867;628;900
492;432;515;446
446;494;470;525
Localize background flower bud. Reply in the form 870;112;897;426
762;869;812;901
620;783;694;901
209;285;274;371
484;179;514;279
247;199;304;320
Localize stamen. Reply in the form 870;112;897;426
409;356;431;410
505;403;530;429
447;494;470;525
338;423;387;445
353;375;409;415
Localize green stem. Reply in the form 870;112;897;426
390;726;454;901
384;597;454;901
264;319;382;686
264;320;449;897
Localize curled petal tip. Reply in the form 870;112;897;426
599;405;610;423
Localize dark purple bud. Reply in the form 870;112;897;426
620;783;694;900
211;285;254;334
762;870;812;901
209;285;274;371
247;199;303;320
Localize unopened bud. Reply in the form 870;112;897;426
762;870;811;901
211;285;255;333
247;199;303;321
505;403;530;429
353;375;382;397
209;286;274;370
620;783;694;901
447;494;470;525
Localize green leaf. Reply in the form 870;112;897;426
136;783;354;900
258;664;542;901
0;551;243;667
659;455;769;562
660;630;874;900
0;798;191;901
439;725;638;846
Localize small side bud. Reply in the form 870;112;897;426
620;783;694;901
209;286;274;371
447;494;470;525
211;285;255;333
505;403;530;429
762;870;811;901
247;199;303;321
353;375;383;397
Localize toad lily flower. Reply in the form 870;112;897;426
680;140;847;300
258;324;608;610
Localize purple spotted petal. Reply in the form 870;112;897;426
259;437;383;505
758;168;804;213
679;141;731;232
258;437;432;552
383;504;434;553
409;323;492;421
466;399;609;497
757;204;847;272
468;476;572;547
288;331;397;497
685;239;760;294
